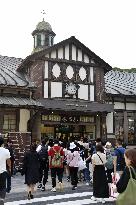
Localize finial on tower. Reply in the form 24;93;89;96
41;10;46;21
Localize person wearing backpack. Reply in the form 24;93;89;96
105;142;115;183
114;139;126;175
36;139;49;191
48;139;64;192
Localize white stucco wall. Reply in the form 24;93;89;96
45;53;49;58
52;64;61;78
78;49;82;61
19;109;30;132
58;47;63;59
126;103;136;110
84;54;89;63
106;112;113;133
78;84;88;100
51;82;62;98
65;45;69;60
114;102;125;109
90;85;94;101
44;61;48;78
51;50;56;58
72;45;76;61
44;81;48;98
89;67;93;83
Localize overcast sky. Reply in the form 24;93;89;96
0;0;136;69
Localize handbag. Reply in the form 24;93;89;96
110;173;120;198
116;166;136;205
78;157;86;171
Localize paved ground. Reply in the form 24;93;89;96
4;173;116;205
8;172;77;193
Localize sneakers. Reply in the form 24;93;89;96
41;186;45;191
91;196;97;201
97;198;105;203
37;183;42;189
0;199;4;205
72;186;77;190
102;199;106;204
58;182;63;191
51;187;56;192
85;182;90;186
91;196;105;203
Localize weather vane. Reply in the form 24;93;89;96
41;10;46;21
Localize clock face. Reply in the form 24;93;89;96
65;83;77;95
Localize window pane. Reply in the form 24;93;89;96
3;113;16;131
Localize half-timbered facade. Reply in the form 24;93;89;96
17;19;113;141
0;18;136;158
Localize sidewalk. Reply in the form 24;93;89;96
10;172;88;194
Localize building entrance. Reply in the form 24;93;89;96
41;123;96;142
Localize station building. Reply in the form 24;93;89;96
0;19;135;167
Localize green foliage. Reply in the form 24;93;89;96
113;67;136;73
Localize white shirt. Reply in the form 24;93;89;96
36;144;50;152
92;151;107;165
0;147;10;173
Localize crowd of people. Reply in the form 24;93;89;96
0;135;136;204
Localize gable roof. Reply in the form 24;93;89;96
18;36;112;71
105;70;136;96
0;55;36;88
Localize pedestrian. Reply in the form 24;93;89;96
114;139;126;175
0;137;11;205
36;139;49;191
105;142;115;184
21;143;40;200
116;148;136;205
5;139;15;193
48;139;64;192
95;138;102;146
91;144;109;203
62;143;70;181
67;143;80;190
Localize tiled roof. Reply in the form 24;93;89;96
36;19;52;32
0;96;43;107
105;70;136;95
0;55;35;88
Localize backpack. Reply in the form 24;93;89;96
38;145;48;161
51;147;62;167
116;148;126;170
105;151;114;170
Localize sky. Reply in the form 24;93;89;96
0;0;136;69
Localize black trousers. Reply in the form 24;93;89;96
51;168;63;188
6;171;11;192
39;161;49;186
0;172;7;199
69;167;78;186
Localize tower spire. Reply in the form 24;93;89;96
41;10;46;21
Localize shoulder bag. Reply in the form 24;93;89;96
116;166;136;205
